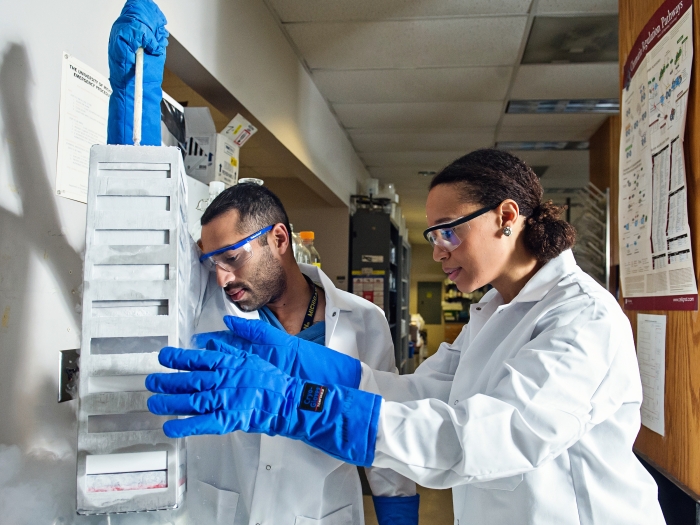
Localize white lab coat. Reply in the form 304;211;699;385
187;264;415;525
360;250;665;525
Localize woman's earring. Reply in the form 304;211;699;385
503;226;512;237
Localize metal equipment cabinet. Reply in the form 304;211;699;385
349;208;411;374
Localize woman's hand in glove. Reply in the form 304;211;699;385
146;346;381;467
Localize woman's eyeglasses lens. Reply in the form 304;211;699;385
427;226;465;252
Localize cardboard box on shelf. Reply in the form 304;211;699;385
184;107;240;187
221;113;257;147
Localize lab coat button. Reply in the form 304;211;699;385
476;307;481;311
266;465;271;470
332;311;337;317
454;400;458;405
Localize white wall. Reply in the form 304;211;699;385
0;0;369;502
166;0;369;205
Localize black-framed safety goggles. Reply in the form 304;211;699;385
423;205;497;252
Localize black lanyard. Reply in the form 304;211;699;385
301;275;319;332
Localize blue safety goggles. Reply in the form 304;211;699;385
199;225;274;272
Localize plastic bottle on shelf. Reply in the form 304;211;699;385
192;181;225;240
196;181;226;212
290;224;310;264
299;231;321;268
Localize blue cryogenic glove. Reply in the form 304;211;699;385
107;0;168;145
372;494;420;525
193;316;362;388
146;347;381;466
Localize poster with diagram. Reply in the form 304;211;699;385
619;0;697;310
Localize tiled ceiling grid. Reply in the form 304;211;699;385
265;0;619;244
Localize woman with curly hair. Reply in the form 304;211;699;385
148;149;665;525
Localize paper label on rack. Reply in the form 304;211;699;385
86;451;167;474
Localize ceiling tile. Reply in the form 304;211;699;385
499;113;609;139
522;15;618;64
510;64;619;100
360;151;466;168
536;0;617;15
507;150;590;188
349;130;495;152
334;101;503;129
538;164;589;188
312;67;512;103
268;0;533;22
285;18;528;69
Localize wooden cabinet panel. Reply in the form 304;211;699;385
617;0;700;497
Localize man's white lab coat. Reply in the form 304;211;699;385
361;250;665;525
187;264;414;525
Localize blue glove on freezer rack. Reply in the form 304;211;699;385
107;0;168;146
192;316;362;388
146;347;381;467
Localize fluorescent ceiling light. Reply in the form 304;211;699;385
507;99;619;114
496;141;589;151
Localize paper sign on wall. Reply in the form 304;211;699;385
55;52;111;203
618;0;698;310
637;314;667;436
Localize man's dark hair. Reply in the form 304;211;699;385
201;182;291;243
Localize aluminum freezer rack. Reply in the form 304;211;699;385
77;145;190;514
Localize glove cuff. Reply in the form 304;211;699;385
372;494;420;525
290;382;382;467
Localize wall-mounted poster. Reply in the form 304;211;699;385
619;0;697;310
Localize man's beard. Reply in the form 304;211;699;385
225;246;286;311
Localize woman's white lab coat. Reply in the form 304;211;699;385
187;264;414;525
361;250;665;525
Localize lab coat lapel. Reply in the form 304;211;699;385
298;264;353;353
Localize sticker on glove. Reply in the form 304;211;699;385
300;383;327;412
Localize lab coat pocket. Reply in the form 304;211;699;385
470;473;524;491
294;503;353;525
188;479;239;525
